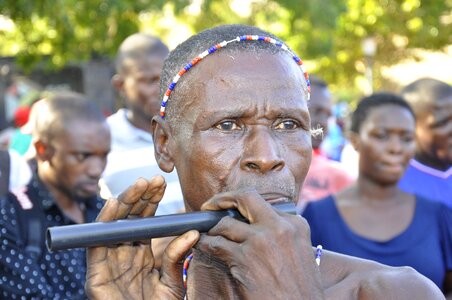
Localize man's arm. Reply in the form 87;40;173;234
319;250;445;300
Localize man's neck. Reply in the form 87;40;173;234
414;152;450;171
126;110;151;132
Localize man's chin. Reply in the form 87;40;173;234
74;188;98;201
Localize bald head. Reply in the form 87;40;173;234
116;33;169;74
401;78;452;118
34;92;106;142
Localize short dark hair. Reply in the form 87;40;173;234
350;92;415;133
116;33;169;74
35;92;106;142
401;78;452;117
160;24;309;122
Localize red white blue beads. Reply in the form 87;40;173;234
160;35;311;119
183;252;193;289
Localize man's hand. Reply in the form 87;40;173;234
85;176;199;300
196;189;324;300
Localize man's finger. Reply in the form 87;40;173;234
195;234;241;268
207;216;253;243
115;178;150;219
96;198;119;222
159;230;200;290
140;179;166;218
200;189;278;224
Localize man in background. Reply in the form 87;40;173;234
102;33;184;215
300;77;354;204
399;78;452;207
0;92;110;299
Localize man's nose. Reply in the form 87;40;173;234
86;156;107;178
240;127;285;173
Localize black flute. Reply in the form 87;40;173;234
46;202;296;252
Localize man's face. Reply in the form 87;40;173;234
416;94;452;167
308;85;332;149
164;51;312;211
121;55;166;120
44;120;111;200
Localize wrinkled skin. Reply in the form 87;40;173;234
156;52;312;212
86;51;445;299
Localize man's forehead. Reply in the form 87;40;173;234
166;50;309;124
193;52;305;89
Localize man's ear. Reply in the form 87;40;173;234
151;117;175;173
111;74;124;92
34;139;54;161
348;132;360;152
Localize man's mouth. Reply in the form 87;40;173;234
259;193;293;204
80;182;100;194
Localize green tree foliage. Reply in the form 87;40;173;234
1;0;450;95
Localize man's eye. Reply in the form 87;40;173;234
275;120;298;130
215;121;240;131
402;134;415;143
74;153;90;162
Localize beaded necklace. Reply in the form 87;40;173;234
160;35;311;119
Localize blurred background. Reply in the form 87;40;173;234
0;0;451;132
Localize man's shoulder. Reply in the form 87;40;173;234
404;159;452;180
107;109;153;150
107;108;130;132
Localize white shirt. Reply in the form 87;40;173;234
102;109;184;215
9;149;32;190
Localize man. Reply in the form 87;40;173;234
300;77;354;203
85;25;443;299
398;78;452;207
102;33;184;215
0;92;111;299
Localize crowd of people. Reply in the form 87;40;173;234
0;23;450;299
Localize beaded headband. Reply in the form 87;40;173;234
160;34;311;119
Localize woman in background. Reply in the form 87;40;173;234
302;93;452;296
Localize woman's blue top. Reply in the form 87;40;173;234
303;196;452;290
